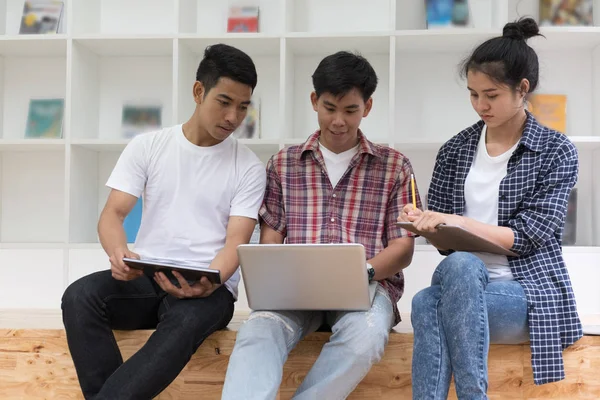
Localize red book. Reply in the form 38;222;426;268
227;6;259;33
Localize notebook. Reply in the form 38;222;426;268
397;222;518;257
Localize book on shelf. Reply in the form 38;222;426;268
121;104;162;139
425;0;470;28
19;1;64;34
227;5;259;32
232;97;260;139
527;94;567;134
25;98;64;139
540;0;593;26
123;197;143;243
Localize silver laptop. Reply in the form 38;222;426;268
237;243;377;311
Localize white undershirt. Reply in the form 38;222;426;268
464;125;519;281
319;141;359;188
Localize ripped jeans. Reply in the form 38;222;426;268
221;285;395;400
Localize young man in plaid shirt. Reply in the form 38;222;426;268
222;51;421;399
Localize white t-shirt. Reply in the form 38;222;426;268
106;124;266;298
319;141;359;188
464;125;519;281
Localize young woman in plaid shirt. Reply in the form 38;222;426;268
399;18;582;399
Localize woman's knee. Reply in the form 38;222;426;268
435;252;488;283
487;283;529;344
411;287;439;326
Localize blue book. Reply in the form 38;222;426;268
123;197;143;243
426;0;470;28
426;0;454;27
25;98;64;138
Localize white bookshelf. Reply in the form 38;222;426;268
0;0;598;323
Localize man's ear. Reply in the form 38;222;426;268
310;91;319;112
363;97;373;118
193;81;205;105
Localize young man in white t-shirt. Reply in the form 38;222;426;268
61;44;266;400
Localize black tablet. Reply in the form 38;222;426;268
122;257;222;284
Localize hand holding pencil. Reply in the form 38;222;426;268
397;173;422;223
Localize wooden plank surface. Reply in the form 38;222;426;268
1;329;599;399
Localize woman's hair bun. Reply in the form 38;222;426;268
502;17;541;41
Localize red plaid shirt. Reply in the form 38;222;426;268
259;131;421;324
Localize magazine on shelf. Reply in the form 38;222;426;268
425;0;470;28
25;98;64;138
540;0;593;26
121;104;162;138
527;94;567;134
227;5;259;32
232;97;260;139
19;1;64;34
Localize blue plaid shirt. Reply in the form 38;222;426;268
428;112;583;385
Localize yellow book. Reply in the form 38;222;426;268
527;94;567;133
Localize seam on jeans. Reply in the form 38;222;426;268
433;269;441;285
433;296;444;400
109;335;123;364
191;290;235;350
96;300;124;366
102;293;158;303
376;284;393;306
477;270;487;395
437;277;444;400
148;292;234;400
379;289;396;330
484;292;526;299
162;296;171;312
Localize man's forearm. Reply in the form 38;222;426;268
209;244;242;283
459;216;515;250
367;239;414;281
98;211;129;256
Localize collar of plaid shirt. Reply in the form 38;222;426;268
299;129;383;160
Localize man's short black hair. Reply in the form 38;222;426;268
196;43;257;96
312;51;378;102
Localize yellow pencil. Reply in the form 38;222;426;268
410;173;416;210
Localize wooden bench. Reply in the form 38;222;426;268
1;316;599;399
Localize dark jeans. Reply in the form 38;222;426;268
61;270;234;400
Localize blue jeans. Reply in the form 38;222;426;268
61;270;234;400
411;252;529;400
221;286;395;400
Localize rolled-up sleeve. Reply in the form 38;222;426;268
427;143;457;256
509;143;578;255
427;143;454;215
258;157;286;236
386;158;422;241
